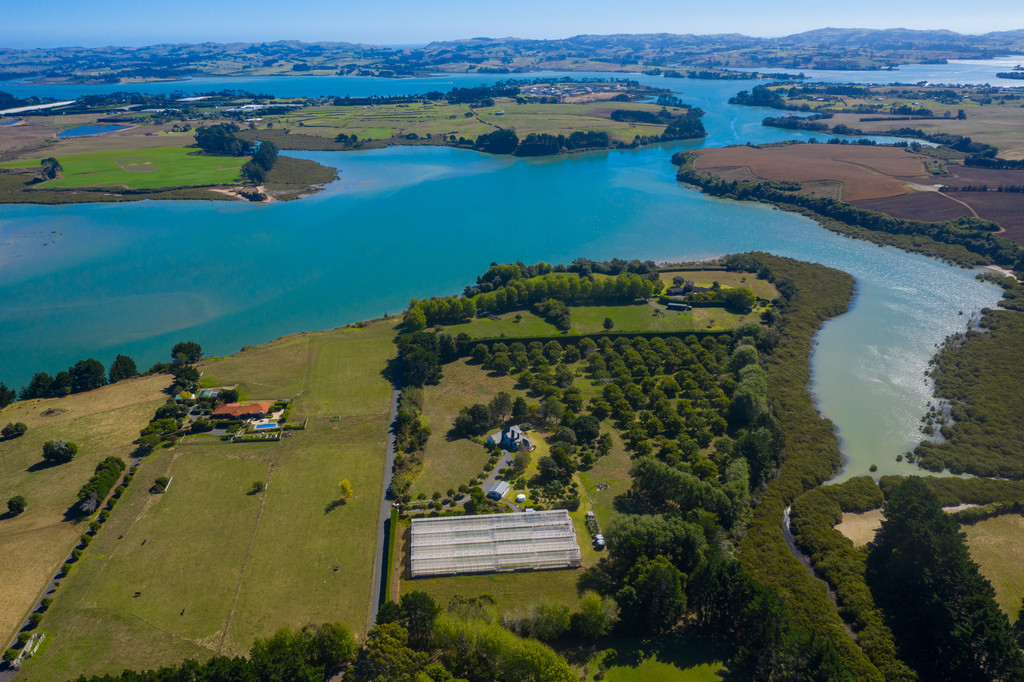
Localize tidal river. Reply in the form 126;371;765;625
0;70;1007;479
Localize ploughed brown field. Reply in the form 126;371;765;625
693;144;931;201
693;144;1024;245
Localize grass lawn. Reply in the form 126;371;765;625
966;514;1024;623
579;429;633;533
410;360;523;498
0;145;244;189
0;375;171;649
577;636;730;681
19;320;398;678
571;303;696;334
444;311;561;340
658;269;779;300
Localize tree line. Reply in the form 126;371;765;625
3;341;202;409
471;107;706;157
404;271;660;331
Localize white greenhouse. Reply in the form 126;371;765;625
409;509;582;578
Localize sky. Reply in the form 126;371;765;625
2;0;1024;48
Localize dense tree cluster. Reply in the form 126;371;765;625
867;477;1024;680
19;357;108;400
0;382;15;409
395;386;431;453
395;330;463;387
729;85;786;109
242;140;280;184
474;128;518;154
108;354;138;383
194;123;251;156
77;457;126;515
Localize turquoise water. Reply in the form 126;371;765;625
0;67;1006;478
56;124;130;137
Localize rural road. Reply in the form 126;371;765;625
369;374;401;626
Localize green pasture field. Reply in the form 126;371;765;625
0;145;244;189
658;269;780;300
19;320;398;678
0;375;171;650
264;98;681;146
570;304;696;334
965;513;1024;623
443;311;562;339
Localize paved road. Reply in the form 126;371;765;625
369;374;401;626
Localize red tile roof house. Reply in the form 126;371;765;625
212;401;275;419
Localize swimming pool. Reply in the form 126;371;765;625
255;423;280;430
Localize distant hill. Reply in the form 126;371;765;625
1;28;1022;80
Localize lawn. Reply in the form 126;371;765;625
658;269;779;300
571;303;696;334
444;311;561;340
966;514;1024;623
410;360;522;498
0;145;244;189
18;320;398;678
0;374;171;650
578;636;730;681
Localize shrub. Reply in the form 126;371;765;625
42;439;78;464
1;422;27;438
7;495;26;515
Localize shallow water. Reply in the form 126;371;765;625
56;124;130;137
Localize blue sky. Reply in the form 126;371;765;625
2;0;1023;48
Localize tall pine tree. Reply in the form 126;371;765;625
867;477;1024;681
